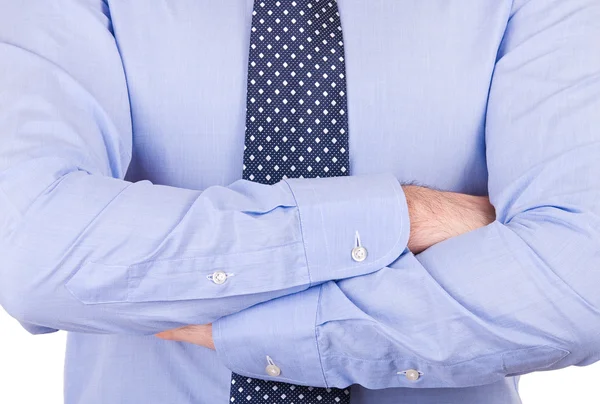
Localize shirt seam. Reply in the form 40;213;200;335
282;179;313;286
314;285;329;388
98;240;305;269
320;345;570;368
215;320;233;373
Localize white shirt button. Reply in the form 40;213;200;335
211;270;228;285
405;369;420;381
265;364;281;377
351;246;367;262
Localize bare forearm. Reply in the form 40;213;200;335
403;185;496;254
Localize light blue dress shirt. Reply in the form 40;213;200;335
0;0;599;403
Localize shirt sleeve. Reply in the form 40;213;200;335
213;0;600;389
0;0;409;335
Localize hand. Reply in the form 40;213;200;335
403;185;496;254
155;324;215;350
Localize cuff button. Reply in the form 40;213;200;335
211;270;228;285
351;246;367;262
405;369;420;381
265;356;281;377
266;364;281;377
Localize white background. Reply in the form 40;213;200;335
1;308;599;403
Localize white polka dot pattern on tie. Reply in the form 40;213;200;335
230;375;351;404
236;0;352;401
242;0;350;184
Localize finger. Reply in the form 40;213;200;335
155;330;180;340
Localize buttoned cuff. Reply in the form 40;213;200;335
214;286;326;387
64;173;408;308
214;174;411;385
283;172;410;285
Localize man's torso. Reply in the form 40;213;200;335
66;1;519;403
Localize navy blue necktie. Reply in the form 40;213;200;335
233;0;351;403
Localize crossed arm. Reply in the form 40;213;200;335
155;185;497;348
1;0;600;391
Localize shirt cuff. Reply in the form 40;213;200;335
64;173;408;307
214;286;326;386
283;172;410;285
214;174;411;385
